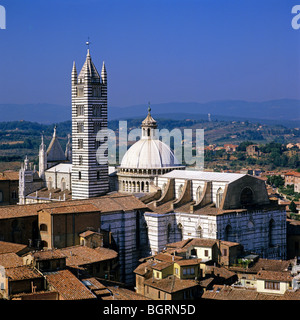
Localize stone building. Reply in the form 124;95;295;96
144;170;286;260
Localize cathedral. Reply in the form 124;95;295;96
17;46;287;283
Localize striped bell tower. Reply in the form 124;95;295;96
71;48;109;199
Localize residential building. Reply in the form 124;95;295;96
0;171;19;206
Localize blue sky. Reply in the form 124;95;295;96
0;0;299;107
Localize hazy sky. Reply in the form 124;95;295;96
0;0;299;107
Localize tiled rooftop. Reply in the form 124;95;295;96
144;275;198;293
45;269;96;300
5;265;43;281
0;241;28;254
0;193;149;220
0;253;23;268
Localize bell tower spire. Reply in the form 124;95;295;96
71;42;109;199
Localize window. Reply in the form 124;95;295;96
78;139;83;149
61;178;66;191
175;268;179;275
177;184;183;199
40;224;48;232
93;105;102;116
77;88;84;97
76;105;84;116
79;155;83;165
269;219;276;247
11;190;17;199
204;250;209;257
158;291;160;299
48;177;53;190
97;171;100;180
196;186;202;202
216;188;223;208
77;122;84;133
265;281;280;290
79;171;82;180
240;187;253;206
222;249;227;256
0;191;3;203
93;87;101;98
94;122;102;133
196;226;202;238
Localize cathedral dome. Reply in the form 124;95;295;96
120;106;183;170
120;138;181;169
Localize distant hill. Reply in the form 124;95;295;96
0;99;299;127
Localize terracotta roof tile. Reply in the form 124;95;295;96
256;270;293;282
144;276;198;293
59;246;118;267
0;171;19;181
0;241;28;254
5;265;43;281
45;269;96;300
0;253;23;268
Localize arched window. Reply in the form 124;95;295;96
40;224;48;232
196;226;202;238
269;219;275;247
177;184;183;199
145;181;149;192
247;220;254;229
216;188;223;208
196;186;202;203
177;223;183;241
61;178;66;191
41;241;48;249
167;224;172;243
147;128;150;137
225;225;234;242
132;181;136;193
137;181;140;192
240;187;254;206
48;177;53;190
